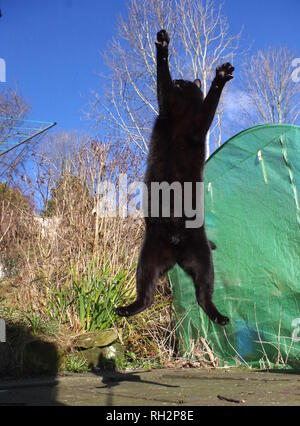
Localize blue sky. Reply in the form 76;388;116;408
0;0;299;135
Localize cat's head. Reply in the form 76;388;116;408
173;79;204;103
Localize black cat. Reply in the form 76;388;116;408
116;30;234;325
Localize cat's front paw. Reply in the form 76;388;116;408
155;29;170;49
216;63;235;82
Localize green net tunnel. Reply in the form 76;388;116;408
168;124;300;369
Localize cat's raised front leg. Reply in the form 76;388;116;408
201;63;235;135
155;29;172;116
215;62;235;86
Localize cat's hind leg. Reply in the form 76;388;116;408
177;242;229;326
116;234;175;318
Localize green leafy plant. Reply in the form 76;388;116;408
72;262;135;331
65;354;89;373
47;285;74;325
26;308;44;335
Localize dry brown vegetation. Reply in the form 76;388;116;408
0;79;219;371
0;132;187;368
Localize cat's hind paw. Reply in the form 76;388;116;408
213;314;230;326
116;306;132;318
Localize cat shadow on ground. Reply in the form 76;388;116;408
92;353;179;406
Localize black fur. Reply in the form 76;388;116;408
116;30;234;326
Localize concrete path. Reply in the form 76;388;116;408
0;369;299;406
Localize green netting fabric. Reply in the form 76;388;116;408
168;124;300;369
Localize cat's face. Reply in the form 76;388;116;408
173;79;204;103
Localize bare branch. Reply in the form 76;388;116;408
243;47;300;126
89;0;242;158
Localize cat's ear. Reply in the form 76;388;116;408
194;79;201;89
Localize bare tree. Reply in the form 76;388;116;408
0;87;30;180
89;0;241;158
243;47;300;125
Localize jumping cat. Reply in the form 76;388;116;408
116;30;234;325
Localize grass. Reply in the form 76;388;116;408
65;354;90;373
26;307;45;335
120;350;163;371
47;261;136;332
71;262;135;331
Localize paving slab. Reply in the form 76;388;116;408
0;368;299;406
